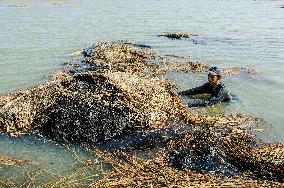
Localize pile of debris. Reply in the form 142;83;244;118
1;41;283;186
0;42;262;142
168;125;284;181
158;32;207;45
0;42;189;142
89;123;284;187
89;146;283;187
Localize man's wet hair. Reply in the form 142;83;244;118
208;67;222;77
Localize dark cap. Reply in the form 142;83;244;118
208;67;222;77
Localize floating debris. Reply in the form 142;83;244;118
223;67;257;76
0;143;101;188
0;155;28;167
8;4;32;8
51;0;67;6
158;32;206;44
158;32;199;39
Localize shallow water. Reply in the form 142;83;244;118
0;133;101;186
0;0;284;184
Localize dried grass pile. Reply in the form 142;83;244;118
90;124;284;187
221;129;284;181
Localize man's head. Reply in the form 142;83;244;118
208;67;221;87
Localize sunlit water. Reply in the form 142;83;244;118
0;0;284;184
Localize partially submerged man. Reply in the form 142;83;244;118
178;67;235;107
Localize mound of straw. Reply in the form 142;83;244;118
90;124;284;186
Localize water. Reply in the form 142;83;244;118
0;0;284;183
0;134;101;186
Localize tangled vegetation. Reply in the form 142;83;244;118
89;147;283;188
0;41;283;187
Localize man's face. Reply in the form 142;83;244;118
208;74;220;86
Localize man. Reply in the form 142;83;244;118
178;67;235;107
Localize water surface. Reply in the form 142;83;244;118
0;0;284;183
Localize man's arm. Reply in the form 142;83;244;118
188;89;231;107
178;83;210;96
